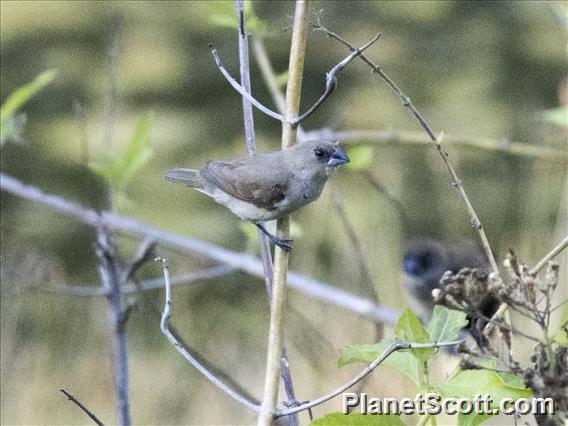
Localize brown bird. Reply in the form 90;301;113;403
165;140;349;251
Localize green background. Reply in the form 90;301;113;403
1;1;566;424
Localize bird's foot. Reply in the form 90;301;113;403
273;237;293;252
255;223;294;252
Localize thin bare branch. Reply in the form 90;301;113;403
275;339;464;418
292;32;381;124
210;45;285;122
529;235;568;276
0;173;400;325
121;237;157;284
95;225;130;426
60;389;104;426
301;128;567;162
157;257;260;412
212;31;380;128
312;21;500;277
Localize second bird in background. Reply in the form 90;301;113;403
402;237;500;346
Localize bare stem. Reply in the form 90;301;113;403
258;2;309;425
236;2;298;424
157;257;260;412
529;235;568;276
60;389;104;426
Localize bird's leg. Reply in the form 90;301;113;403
255;223;293;252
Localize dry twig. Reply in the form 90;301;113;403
60;389;104;426
157;257;260;412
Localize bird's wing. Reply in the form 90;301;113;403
201;155;291;210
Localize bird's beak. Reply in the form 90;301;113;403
327;146;350;167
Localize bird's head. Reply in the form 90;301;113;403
403;238;450;292
290;140;350;176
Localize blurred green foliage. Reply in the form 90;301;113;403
309;412;404;425
90;111;153;211
1;1;566;424
0;69;57;144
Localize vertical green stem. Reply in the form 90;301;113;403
257;1;308;425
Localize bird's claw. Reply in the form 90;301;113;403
274;238;294;252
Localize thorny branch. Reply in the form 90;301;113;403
292;32;381;124
311;19;500;277
157;257;261;412
60;389;104;426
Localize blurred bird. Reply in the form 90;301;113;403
165;140;349;251
403;238;499;346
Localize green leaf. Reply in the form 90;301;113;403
427;306;468;342
309;412;404;426
0;69;57;144
395;308;436;363
457;412;493;426
346;145;373;170
497;372;528;390
439;370;532;403
338;339;420;385
89;112;153;211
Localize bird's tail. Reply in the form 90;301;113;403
165;168;203;189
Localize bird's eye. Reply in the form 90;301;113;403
314;147;325;157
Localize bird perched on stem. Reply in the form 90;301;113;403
165;140;349;251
